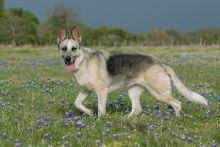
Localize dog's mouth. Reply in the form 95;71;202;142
65;58;76;73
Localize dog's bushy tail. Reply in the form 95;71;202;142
162;64;208;106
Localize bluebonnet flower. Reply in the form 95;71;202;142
112;134;119;140
64;122;69;127
43;116;50;122
211;140;217;147
206;110;214;116
185;100;192;105
36;120;44;126
44;133;52;141
65;111;73;119
0;101;5;108
156;110;162;118
215;96;220;102
154;103;160;110
76;132;82;142
15;139;21;147
62;135;69;141
96;140;102;146
105;122;112;128
59;80;65;87
74;116;81;121
80;123;86;129
187;137;192;143
146;123;156;131
60;99;65;107
106;129;110;134
179;125;185;131
27;127;32;132
160;126;167;131
76;120;82;126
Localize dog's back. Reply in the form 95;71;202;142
106;53;159;77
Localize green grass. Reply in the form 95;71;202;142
0;47;220;146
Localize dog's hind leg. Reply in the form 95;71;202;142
74;89;93;116
128;86;144;117
143;65;182;116
145;85;182;116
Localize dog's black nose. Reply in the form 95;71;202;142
65;56;71;64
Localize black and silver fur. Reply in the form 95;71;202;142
57;26;208;118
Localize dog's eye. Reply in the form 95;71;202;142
72;47;77;51
61;47;67;52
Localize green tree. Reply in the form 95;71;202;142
40;4;91;45
185;29;220;45
138;29;182;46
165;29;182;45
0;0;3;17
0;8;39;45
91;26;136;47
145;29;171;46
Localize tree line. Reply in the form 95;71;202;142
0;1;220;47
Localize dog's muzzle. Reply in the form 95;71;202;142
64;56;76;65
64;56;71;64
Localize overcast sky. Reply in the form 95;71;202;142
5;0;220;34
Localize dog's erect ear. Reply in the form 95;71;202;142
71;25;82;44
57;28;67;44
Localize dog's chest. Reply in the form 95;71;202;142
72;69;94;90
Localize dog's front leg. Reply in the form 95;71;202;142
74;89;93;116
95;88;108;118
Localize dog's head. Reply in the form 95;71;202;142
57;26;82;72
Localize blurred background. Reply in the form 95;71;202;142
0;0;220;47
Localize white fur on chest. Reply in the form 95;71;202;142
72;65;97;90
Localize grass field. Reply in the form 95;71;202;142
0;46;220;146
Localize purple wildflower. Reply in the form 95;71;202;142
74;116;81;121
154;103;160;110
61;99;65;107
187;137;192;143
36;120;44;126
44;133;52;141
76;132;82;142
15;139;21;147
161;126;167;131
112;134;119;140
215;96;220;102
0;101;5;107
105;122;112;128
185;100;192;105
96;140;102;146
146;123;156;131
106;129;110;134
206;110;214;116
65;111;73;118
62;135;69;141
64;122;69;127
76;120;82;126
212;140;217;147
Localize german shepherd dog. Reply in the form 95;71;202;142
57;26;208;117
